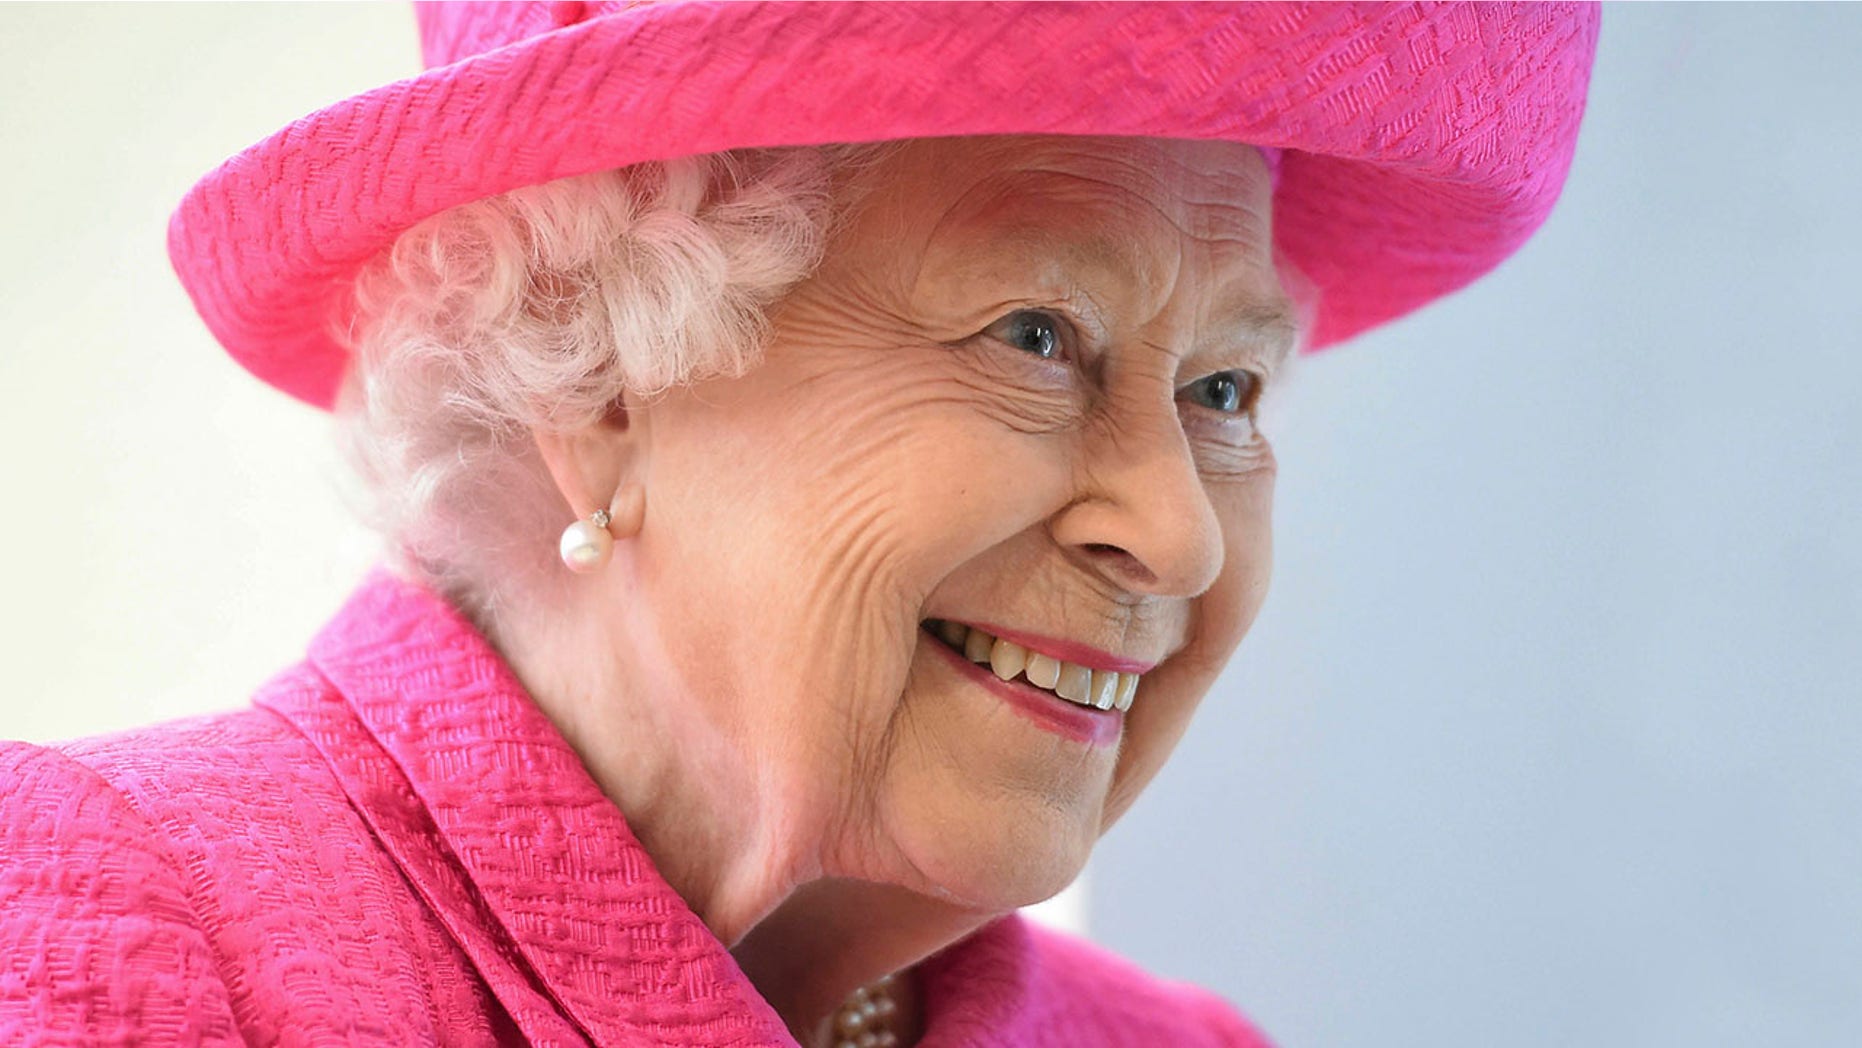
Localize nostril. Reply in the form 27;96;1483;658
1082;543;1159;588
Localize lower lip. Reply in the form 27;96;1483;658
921;628;1124;747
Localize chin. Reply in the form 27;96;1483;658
884;791;1102;913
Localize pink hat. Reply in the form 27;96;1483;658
168;1;1600;410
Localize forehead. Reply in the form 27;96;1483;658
924;136;1270;240
838;136;1289;341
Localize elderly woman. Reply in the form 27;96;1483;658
1;4;1597;1046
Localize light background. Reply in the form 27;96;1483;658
1;5;1856;1047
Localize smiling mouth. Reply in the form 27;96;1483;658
920;619;1139;712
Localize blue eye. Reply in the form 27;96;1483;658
1180;370;1259;415
986;310;1064;359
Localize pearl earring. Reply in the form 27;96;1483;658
558;509;613;573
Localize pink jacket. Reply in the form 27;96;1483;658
1;572;1271;1046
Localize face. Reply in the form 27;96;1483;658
617;136;1293;910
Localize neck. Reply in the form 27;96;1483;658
733;879;988;1045
486;580;990;1041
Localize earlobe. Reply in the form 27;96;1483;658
556;484;645;572
531;396;643;521
532;401;649;573
606;483;645;539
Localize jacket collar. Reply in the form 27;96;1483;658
264;569;796;1046
263;570;1050;1046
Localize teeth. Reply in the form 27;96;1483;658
963;627;994;664
1024;652;1061;690
1114;671;1138;712
1054;662;1091;704
927;620;1143;714
988;637;1027;681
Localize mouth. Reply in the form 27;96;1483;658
920;619;1141;713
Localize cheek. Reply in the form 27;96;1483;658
1208;462;1277;648
1103;468;1275;821
757;352;1081;587
642;354;1083;728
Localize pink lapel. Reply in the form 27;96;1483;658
263;570;795;1047
916;915;1036;1046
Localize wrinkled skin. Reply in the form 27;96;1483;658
515;135;1295;1043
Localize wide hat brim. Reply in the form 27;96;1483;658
169;1;1600;410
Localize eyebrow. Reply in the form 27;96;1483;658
1054;233;1303;369
1220;301;1302;376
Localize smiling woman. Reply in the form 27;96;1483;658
553;136;1291;924
0;4;1598;1046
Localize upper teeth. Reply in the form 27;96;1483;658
931;620;1139;713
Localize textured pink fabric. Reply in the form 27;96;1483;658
2;571;1273;1046
167;1;1600;409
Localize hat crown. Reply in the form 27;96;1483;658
417;0;610;69
171;2;1600;410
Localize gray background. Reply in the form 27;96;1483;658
2;5;1856;1047
1093;5;1862;1046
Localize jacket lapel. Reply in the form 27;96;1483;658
267;570;794;1047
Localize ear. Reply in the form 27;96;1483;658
531;398;648;537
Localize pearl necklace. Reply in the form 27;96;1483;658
828;972;902;1048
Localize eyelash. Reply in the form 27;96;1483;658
1177;370;1263;418
982;308;1265;419
983;309;1074;362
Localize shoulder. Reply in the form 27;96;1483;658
0;693;330;873
9;667;352;871
48;665;344;824
0;682;335;906
1018;920;1275;1047
0;736;244;1044
0;665;457;1044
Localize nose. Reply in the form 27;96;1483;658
1049;412;1225;599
